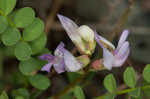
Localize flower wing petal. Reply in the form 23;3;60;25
94;31;115;49
39;54;54;62
53;59;65;74
117;29;129;49
57;14;82;42
63;49;82;72
103;48;114;70
41;63;53;72
114;41;130;67
54;42;64;57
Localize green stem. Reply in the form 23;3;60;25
94;84;150;99
0;53;3;78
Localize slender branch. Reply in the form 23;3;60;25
51;66;91;99
109;0;136;41
0;53;3;78
45;0;63;35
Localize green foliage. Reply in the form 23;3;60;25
0;16;8;33
30;33;47;55
29;74;50;90
23;18;44;41
67;72;82;83
15;96;24;99
13;7;35;28
19;58;40;75
73;86;85;99
104;93;115;99
15;42;32;61
0;0;16;15
11;88;30;99
143;64;150;83
9;71;27;86
103;74;116;93
123;67;136;88
1;27;21;46
0;91;8;99
128;88;141;98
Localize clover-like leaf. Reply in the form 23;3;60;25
73;86;85;99
30;33;47;55
15;42;32;61
19;58;40;75
123;67;136;88
23;18;44;41
14;7;35;28
0;16;8;33
143;64;150;83
103;74;116;93
11;88;29;99
0;91;9;99
29;74;50;90
2;27;21;46
0;0;16;15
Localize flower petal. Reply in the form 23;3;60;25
63;49;82;72
41;63;53;72
39;54;55;62
53;59;65;74
103;48;114;70
113;41;130;67
94;31;115;49
117;29;129;49
57;14;82;42
77;25;95;42
54;42;64;57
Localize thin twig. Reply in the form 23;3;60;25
109;0;136;41
45;0;63;35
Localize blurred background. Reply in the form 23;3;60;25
1;0;150;98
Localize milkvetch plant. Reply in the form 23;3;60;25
0;0;150;99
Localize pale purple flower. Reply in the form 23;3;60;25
39;42;82;73
94;30;130;70
57;14;96;55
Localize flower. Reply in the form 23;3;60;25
57;14;96;55
39;42;82;73
94;30;130;70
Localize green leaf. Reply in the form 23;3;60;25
0;91;8;99
0;16;8;33
103;74;116;93
14;7;35;28
15;42;32;61
29;74;50;90
128;88;141;98
73;86;85;99
2;27;21;46
143;64;150;83
15;96;24;99
23;18;44;41
11;88;29;99
19;58;40;75
30;33;47;55
143;87;150;98
123;67;136;88
67;72;82;83
104;93;115;99
0;0;16;15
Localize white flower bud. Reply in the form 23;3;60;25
77;25;94;43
